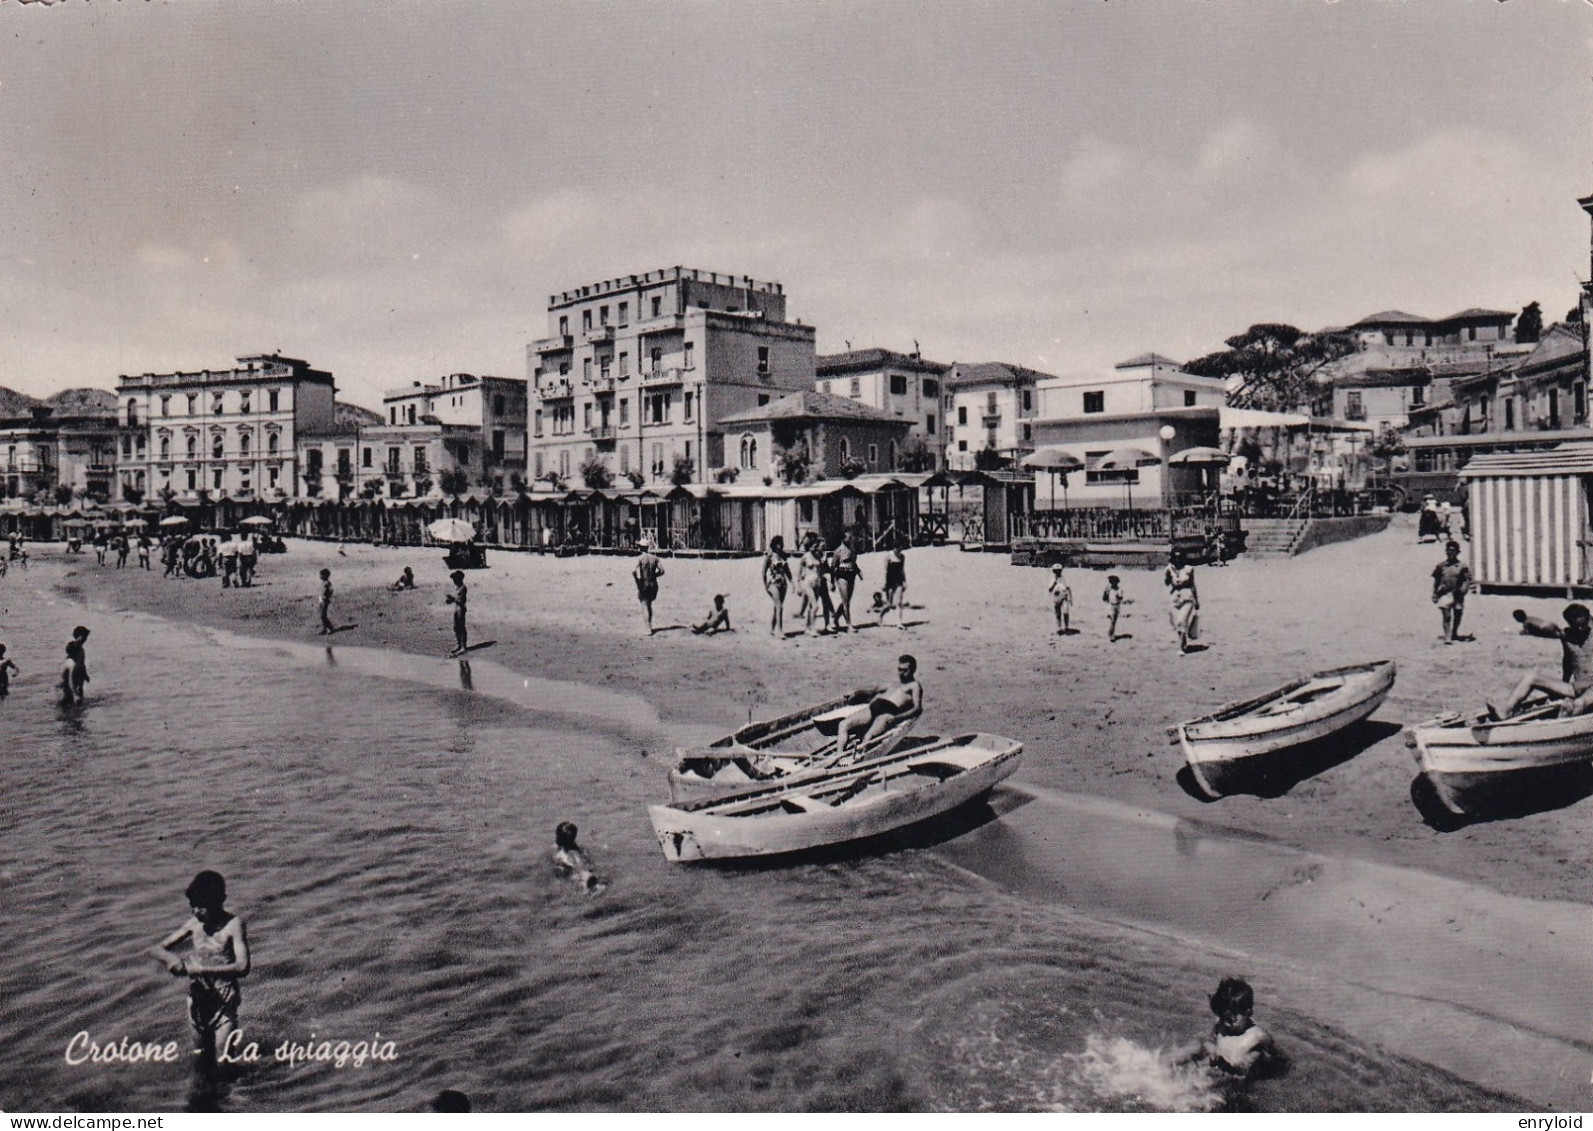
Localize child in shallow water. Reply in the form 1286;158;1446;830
553;822;607;895
1174;977;1282;1084
149;870;251;1094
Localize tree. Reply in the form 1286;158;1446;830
412;476;433;497
670;454;695;486
361;476;386;500
53;484;75;506
839;457;867;480
438;468;471;496
1369;423;1406;461
1184;323;1355;412
623;468;645;489
973;446;1009;471
1514;301;1543;344
774;446;809;485
714;466;739;484
897;436;937;473
579;455;613;490
121;483;144;505
538;469;565;491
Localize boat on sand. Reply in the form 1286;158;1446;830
668;689;921;803
651;732;1023;862
1177;660;1396;799
1406;702;1593;816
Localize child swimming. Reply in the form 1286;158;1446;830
149;870;251;1094
552;822;607;895
1173;977;1282;1093
0;643;17;696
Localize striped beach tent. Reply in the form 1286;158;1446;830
1460;444;1593;593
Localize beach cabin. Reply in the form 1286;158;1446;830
921;469;1035;548
1460;445;1593;594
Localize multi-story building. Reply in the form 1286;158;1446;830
375;373;528;495
0;388;128;503
944;361;1057;470
525;267;816;486
118;354;335;503
717;391;913;483
814;348;950;469
1030;354;1226;507
297;402;383;501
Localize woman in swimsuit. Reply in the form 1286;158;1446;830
763;536;791;637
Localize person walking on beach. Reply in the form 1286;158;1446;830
1048;563;1073;634
218;533;239;588
1165;551;1201;654
237;531;258;587
1102;575;1130;642
317;568;335;635
446;570;469;656
881;543;908;629
0;643;17;696
1490;603;1593;719
137;534;152;570
1431;540;1472;645
831;531;860;632
796;535;826;636
149;870;250;1096
763;535;791;637
114;533;129;570
632;538;664;636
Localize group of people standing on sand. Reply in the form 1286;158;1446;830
159;531;260;587
760;531;908;637
1044;552;1203;653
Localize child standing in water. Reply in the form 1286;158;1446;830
0;643;17;696
317;568;335;635
1175;977;1282;1088
149;871;251;1093
59;641;87;705
553;822;606;895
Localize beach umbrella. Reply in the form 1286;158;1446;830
240;515;274;526
1095;448;1160;512
158;515;189;528
428;517;476;544
1020;447;1085;512
1166;446;1230;466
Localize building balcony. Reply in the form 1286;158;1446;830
533;334;575;352
642;367;687;388
589;376;616;393
538;379;573;399
981;414;1001;427
590;425;617;442
586;324;615;343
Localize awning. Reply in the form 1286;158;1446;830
1219;407;1309;430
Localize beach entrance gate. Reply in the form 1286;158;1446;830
1461;445;1593;593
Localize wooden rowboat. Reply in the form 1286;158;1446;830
651;732;1023;862
668;688;921;803
1177;660;1396;799
1406;703;1593;816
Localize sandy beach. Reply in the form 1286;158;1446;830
49;515;1592;906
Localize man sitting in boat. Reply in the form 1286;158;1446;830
835;654;923;753
1491;603;1593;719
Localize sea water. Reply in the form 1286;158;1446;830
0;571;1516;1112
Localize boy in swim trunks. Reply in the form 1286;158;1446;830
1174;977;1281;1088
835;654;923;752
1102;575;1130;641
1048;563;1073;634
553;822;607;895
1491;603;1593;718
691;594;731;635
149;870;251;1093
0;643;17;696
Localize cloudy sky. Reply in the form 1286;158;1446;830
2;1;1590;408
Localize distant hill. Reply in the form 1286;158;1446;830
335;400;383;429
45;387;118;416
0;386;42;418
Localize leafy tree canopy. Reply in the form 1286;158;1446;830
1184;323;1354;412
1514;301;1543;345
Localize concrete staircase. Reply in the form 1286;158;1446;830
1242;517;1309;557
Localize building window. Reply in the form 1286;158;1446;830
240;394;251;414
1469;326;1477;341
160;396;170;417
1576;383;1587;424
559;362;570;376
600;356;612;382
534;452;544;477
213;468;224;491
1022;423;1032;443
651;443;664;480
212;435;224;459
618;302;628;326
740;434;757;470
559;315;569;337
1184;390;1197;407
1411;386;1425;408
888;441;898;468
683;342;695;370
757;347;771;376
1083;391;1105;414
684;391;694;423
582;310;593;332
583;359;592;382
583;403;593;431
851;377;861;397
889;374;908;396
987;391;998;411
600;305;609;326
414;446;428;474
186;469;196;491
267;467;278;490
1345;391;1365;421
868;443;879;465
926;413;936;435
338;450;352;476
390;407;398;425
1549;387;1561;428
619;351;629;377
533;409;543;437
958;439;968;452
560;451;571;478
267;433;279;455
211;394;224;416
493;395;505;416
651;296;663;318
958;406;967;426
160;436;170;459
619;399;629;426
187;394;198;415
363;447;373;468
923;379;939;397
840;438;851;462
269;389;280;412
1021;390;1033;413
387;448;402;474
650;347;663;372
240;433;250;456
